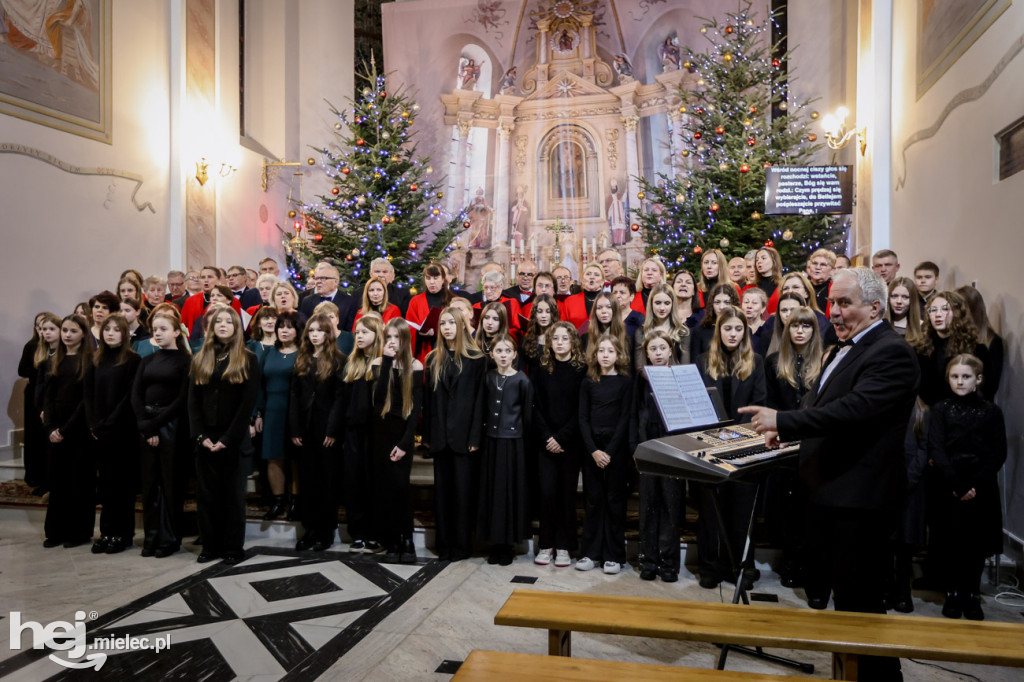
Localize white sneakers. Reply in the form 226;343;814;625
554;549;572;567
537;548;574;568
603;561;621;575
534;548;553;566
575;556;595;571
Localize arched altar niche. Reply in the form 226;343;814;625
537;124;600;221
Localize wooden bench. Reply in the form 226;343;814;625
453;650;805;680
494;589;1024;680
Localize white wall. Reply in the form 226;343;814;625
890;0;1024;540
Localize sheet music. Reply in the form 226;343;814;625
645;365;721;432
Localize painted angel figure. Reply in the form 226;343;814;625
458;57;484;90
500;66;518;95
658;33;681;72
613;53;634;82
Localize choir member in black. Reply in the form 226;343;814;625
290;314;347;551
19;312;61;494
579;292;627;355
120;298;151;350
763;306;822;589
519;294;559;375
753;246;784;314
956;285;1003;396
132;306;191;557
690;282;740;359
741;287;769;354
697;248;729;308
342;313;385;552
762;293;806;357
610;277;645;350
424;308;486;561
633;283;689;368
912;290;991;406
695;306;767;588
188;306;259;564
671;270;701;328
88;291;120;345
928;355;1006;621
370;318;423;563
576;334;633;574
42;314;93;548
885;277;924;344
477;334;532;565
85;314;142;554
474;301;510;358
530;322;586;568
635;331;685;582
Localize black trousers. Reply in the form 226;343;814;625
807;505;903;681
537;448;580;551
140;419;184;550
23;383;47;488
96;433;138;539
370;415;414;550
44;436;96;542
297;440;340;537
433;447;479;559
695;481;757;578
342;431;371;541
639;473;684;573
580;434;626;564
195;447;247;557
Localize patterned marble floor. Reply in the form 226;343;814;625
1;518;1022;681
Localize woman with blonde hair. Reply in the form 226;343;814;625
18;312;61;494
751;246;784;314
886;276;924;344
633;256;667;312
697;248;729;307
354;277;401;329
189;306;259;564
633;283;689;368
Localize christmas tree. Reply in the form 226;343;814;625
291;59;464;293
634;1;846;271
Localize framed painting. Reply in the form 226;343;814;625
0;0;112;143
917;0;1011;99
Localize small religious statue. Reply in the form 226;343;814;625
466;187;492;248
509;185;529;249
558;28;574;52
658;33;681;72
459;56;484;89
606;178;629;246
613;53;634;83
500;66;518;95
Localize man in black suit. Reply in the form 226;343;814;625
299;262;357;331
502;260;537;304
742;267;919;682
226;265;251;301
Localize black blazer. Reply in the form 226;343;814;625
502;285;532;304
300;290;358;332
776;321;919;510
423;354;486;454
188;353;259;448
696;352;767;423
289;365;347;442
239;287;263;309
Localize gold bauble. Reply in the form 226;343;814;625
307;157;316;165
783;229;794;240
683;61;691;69
681;150;690;157
374;172;382;179
723;53;733;62
751;211;761;220
810;110;819;120
743;119;752;127
288;210;297;218
697;79;705;86
637;191;645;200
678;105;688;114
675;193;686;202
718;163;729;171
700;26;707;34
409;287;418;295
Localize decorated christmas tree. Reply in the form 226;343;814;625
633;1;846;271
290;58;464;293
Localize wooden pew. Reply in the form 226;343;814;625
453;650;806;681
494;589;1024;680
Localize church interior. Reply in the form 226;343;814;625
1;0;1023;679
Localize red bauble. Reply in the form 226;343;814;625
772;59;781;68
314;234;323;242
463;221;471;228
747;137;756;146
739;164;750;174
380;91;387;98
341;167;351;175
346;254;353;261
409;242;417;250
693;246;703;254
710;203;720;212
381;215;391;224
715;126;725;135
630;223;640;232
356;139;365;146
410;183;418;191
765;240;774;247
331;187;340;195
808;133;818;142
693;132;702;139
749;106;757;113
725;25;734;34
763;162;772;168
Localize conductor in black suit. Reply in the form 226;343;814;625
742;268;919;682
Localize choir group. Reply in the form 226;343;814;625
17;246;1006;619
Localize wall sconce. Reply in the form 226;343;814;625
195;157;237;185
821;107;866;156
262;158;303;192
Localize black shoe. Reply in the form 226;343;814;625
197;552;219;563
154;545;179;558
382;548;401;563
659;569;679;583
498;548;514;566
962;594;984;621
296;534;316;551
141;546;156;557
91;537;111;554
63;538;90;549
222;553;244;566
399;537;417;564
263;495;287;521
941;592;962;619
892;591;914;613
43;538;63;548
740;568;758;591
807;595;829;610
312;538;332;552
106;537;132;554
699;572;722;589
639;568;658;581
286;496;299;522
487;550;502;565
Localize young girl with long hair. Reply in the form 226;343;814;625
519;293;559;375
424;307;486;561
697;248;729;307
690;282;740;359
189;307;259;565
18;312;60;494
85;314;142;554
752;246;784;313
956;285;1003;395
477;334;533;565
407;263;454;363
672;269;701;327
290;313;347;551
763;292;807;357
132;306;191;558
576;334;633;574
354;277;402;329
635;330;685;582
581;292;627;355
885;276;924;345
695;306;766;589
42;314;93;548
342;313;385;552
633;283;689;368
119;298;150;349
475;301;510;357
370;318;423;563
531;322;587;568
256;312;303;521
913;290;991;405
928;355;1006;621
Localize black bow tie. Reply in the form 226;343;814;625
320;295;332;302
835;339;854;348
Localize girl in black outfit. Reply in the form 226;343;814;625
342;313;385;553
132;305;191;557
690;282;740;360
474;302;510;358
42;314;93;548
290;313;347;552
519;294;559;375
576;334;633;575
18;312;61;493
695;306;767;589
928;355;1006;621
424;308;486;561
956;285;1003;396
530;322;586;568
189;305;259;565
370;318;423;563
635;330;685;582
913;290;991;406
85;314;141;554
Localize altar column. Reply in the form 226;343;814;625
622;114;641;216
449;118;472;212
493;123;513;244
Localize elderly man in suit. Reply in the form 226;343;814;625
742;267;919;682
